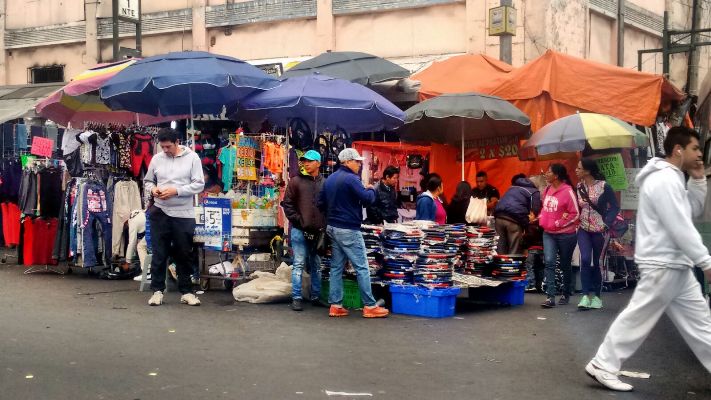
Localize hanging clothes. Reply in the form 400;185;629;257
218;145;236;191
131;133;154;177
80;181;112;268
95;134;111;165
110;180;142;257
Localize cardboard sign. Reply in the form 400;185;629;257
235;136;258;181
30;136;54;158
621;168;641;210
596;154;628;191
203;198;232;251
463;136;520;161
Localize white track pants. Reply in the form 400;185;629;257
592;267;711;374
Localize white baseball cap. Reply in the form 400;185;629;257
338;148;365;162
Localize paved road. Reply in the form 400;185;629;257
0;264;709;400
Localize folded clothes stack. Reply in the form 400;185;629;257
380;224;424;285
415;225;458;288
464;226;498;276
490;254;527;280
361;224;384;280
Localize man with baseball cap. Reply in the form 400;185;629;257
282;150;327;311
318;148;389;318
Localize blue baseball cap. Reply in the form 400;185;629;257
300;150;322;162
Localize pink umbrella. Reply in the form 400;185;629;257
36;59;183;127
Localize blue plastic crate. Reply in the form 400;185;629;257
468;280;526;306
390;285;461;318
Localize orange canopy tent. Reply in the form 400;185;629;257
412;54;514;101
453;50;685;193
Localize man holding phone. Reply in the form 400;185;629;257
144;128;204;307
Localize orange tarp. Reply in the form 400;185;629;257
489;50;684;131
413;54;514;101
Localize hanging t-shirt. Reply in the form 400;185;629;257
95;134;111;164
218;145;237;190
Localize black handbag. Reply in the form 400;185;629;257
315;229;329;257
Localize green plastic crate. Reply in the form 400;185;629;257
319;279;363;309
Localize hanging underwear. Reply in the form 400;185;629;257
131;133;154;177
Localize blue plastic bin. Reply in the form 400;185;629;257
390;285;461;318
468;280;526;306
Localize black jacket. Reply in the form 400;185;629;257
494;177;542;227
365;181;400;224
281;173;326;232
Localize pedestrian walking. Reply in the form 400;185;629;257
574;158;620;310
586;127;711;392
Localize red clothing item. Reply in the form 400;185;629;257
2;202;21;246
131;133;154;176
539;183;579;234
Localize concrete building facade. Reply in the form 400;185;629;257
0;0;707;94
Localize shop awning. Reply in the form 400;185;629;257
0;83;64;124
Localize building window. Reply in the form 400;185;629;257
28;65;64;84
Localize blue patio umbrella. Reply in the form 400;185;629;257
236;73;405;134
100;51;279;117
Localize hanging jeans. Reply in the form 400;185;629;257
148;206;196;294
326;225;377;307
290;227;322;301
81;183;112;268
131;133;154;177
110;181;142;257
577;229;610;297
542;231;577;298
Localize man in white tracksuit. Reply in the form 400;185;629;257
586;126;711;391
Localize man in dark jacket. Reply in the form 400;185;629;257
318;148;389;318
365;165;400;224
493;174;542;254
282;150;327;311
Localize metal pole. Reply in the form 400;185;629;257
500;0;512;64
136;0;142;56
662;11;670;76
112;0;119;61
687;0;702;95
617;0;625;67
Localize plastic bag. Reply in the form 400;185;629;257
465;197;488;224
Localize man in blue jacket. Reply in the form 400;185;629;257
493;174;542;254
318;148;389;318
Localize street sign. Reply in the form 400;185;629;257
118;0;139;22
489;6;517;36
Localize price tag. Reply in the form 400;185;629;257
30;137;55;158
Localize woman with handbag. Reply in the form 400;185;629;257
539;164;580;308
575;158;620;310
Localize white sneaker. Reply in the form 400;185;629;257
585;362;633;392
168;264;177;280
180;293;201;306
148;291;163;306
134;274;151;282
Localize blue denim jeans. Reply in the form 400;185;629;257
290;227;322;300
578;229;608;297
327;225;377;306
542;231;577;298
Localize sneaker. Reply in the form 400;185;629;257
180;293;201;306
558;295;570;305
362;305;389;318
329;305;349;317
589;296;603;309
311;298;328;308
577;295;591;309
168;264;177;280
291;299;303;311
148;291;163;306
585;362;633;392
133;273;151;282
541;297;556;308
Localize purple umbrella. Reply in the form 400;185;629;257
236;73;405;133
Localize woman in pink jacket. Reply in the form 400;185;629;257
539;163;579;308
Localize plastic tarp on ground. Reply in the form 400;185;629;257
412;54;514;101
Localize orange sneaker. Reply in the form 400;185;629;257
362;305;389;318
329;305;349;317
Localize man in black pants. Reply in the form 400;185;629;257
144;128;204;306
